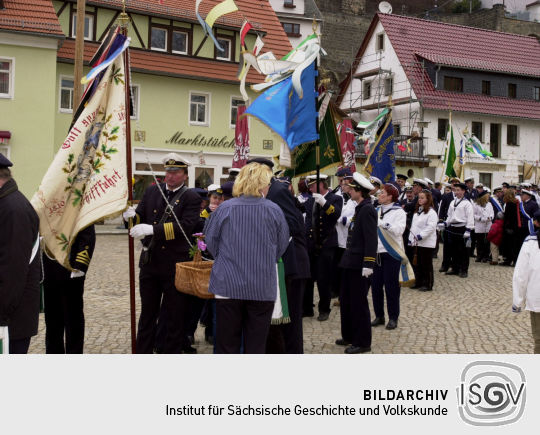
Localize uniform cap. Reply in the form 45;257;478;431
162;153;190;170
347;172;374;190
396;174;408;181
521;189;534;196
335;167;353;177
424;177;434;186
306;174;329;185
228;167;241;175
369;176;382;186
207;184;223;195
464;177;474;183
413;178;428;188
0;153;12;168
246;157;274;168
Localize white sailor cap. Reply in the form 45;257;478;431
521;182;532;188
522;189;534;196
162;153;190;170
475;183;484;188
424;177;434;186
207;184;223;195
228;167;241;175
464;177;474;183
493;186;503;192
413;178;429;188
306;174;329;185
405;181;411;187
347;172;374;190
485;187;491;193
369;176;382;186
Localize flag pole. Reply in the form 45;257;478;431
118;1;137;354
73;0;86;108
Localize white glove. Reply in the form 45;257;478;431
362;267;373;278
130;224;154;239
122;206;136;220
437;222;445;231
378;220;390;229
312;193;327;207
463;230;471;239
70;269;85;278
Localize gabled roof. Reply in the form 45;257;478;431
0;0;63;37
58;0;292;84
339;13;540;120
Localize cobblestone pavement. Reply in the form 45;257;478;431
29;234;533;354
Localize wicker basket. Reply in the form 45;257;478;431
175;252;214;299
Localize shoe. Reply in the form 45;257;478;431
371;317;385;327
317;312;330;321
335;338;350;346
438;267;448;273
345;345;371;354
445;270;459;275
459;272;468;278
481;258;489;263
475;258;482;263
302;311;314;318
418;286;432;291
490;261;498;265
386;319;398;330
410;284;421;289
182;345;197;354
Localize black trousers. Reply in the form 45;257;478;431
340;268;371;348
441;229;452;270
266;277;305;354
44;276;85;354
475;232;490;261
415;247;434;289
303;248;336;315
215;299;274;354
448;226;469;273
9;337;31;354
371;253;401;321
331;248;345;298
136;265;190;354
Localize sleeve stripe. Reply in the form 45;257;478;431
164;222;175;241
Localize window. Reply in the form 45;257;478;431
284;0;295;7
150;26;167;51
282;22;300;36
393;123;401;136
471;121;483;141
481;80;491;95
71;12;94;40
376;33;385;51
479;173;492;189
129;84;140;120
507;124;518;146
437;118;449;140
189;93;209;125
216;37;232;61
0;58;13;98
490;123;501;158
172;30;188;54
59;77;74;112
534;87;540;101
508;83;517;98
443;76;463;92
230;97;244;128
384;77;393;96
363;81;371;100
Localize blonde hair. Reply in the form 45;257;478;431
475;193;489;207
233;163;272;197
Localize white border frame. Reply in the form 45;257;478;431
229;95;244;129
0;56;15;99
216;37;232;61
376;32;385;52
71;13;94;41
188;91;211;127
150;27;168;52
171;30;189;55
58;75;74;113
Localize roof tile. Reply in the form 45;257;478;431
0;0;63;36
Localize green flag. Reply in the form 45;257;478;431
284;102;342;178
445;124;457;179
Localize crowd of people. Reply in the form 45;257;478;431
2;149;540;354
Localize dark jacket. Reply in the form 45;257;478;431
43;225;96;281
267;179;310;279
305;190;343;251
339;198;378;270
438;191;454;222
134;183;201;268
0;179;41;340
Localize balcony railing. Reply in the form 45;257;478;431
355;137;430;165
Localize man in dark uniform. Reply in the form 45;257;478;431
303;173;343;321
332;167;352;203
125;153;200;353
42;225;96;353
396;174;408;202
336;173;377;354
0;154;41;354
247;158;310;353
520;189;539;242
465;177;478;200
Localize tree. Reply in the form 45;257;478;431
452;0;482;13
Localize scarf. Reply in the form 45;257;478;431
519;201;535;235
377;225;416;287
271;258;290;325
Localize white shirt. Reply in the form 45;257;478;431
513;235;540;312
376;203;406;254
409;208;438;248
336;198;357;248
473;203;494;234
446;197;474;230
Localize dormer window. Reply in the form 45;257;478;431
215;37;232;61
284;0;295;8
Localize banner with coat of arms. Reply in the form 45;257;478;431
31;54;128;269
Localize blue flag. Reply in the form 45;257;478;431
364;111;395;183
245;62;318;151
